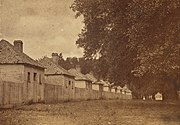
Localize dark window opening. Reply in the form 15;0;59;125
34;73;37;81
28;72;31;82
69;81;71;86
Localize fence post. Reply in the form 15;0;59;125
2;82;4;105
9;83;11;104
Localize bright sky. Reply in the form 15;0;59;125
1;0;84;59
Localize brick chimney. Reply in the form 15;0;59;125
76;65;81;73
14;40;23;52
52;53;59;64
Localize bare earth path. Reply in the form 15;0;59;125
0;100;180;125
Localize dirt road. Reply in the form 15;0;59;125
0;100;180;125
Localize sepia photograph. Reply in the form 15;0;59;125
0;0;180;125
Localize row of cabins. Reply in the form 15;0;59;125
0;39;132;107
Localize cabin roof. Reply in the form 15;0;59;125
39;57;74;77
68;68;92;82
85;73;97;83
0;39;44;69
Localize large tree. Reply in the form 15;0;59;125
71;0;180;99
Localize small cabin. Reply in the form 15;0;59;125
0;39;45;104
117;86;123;93
122;84;132;95
68;66;92;89
39;54;75;89
102;80;111;92
85;72;103;91
155;92;163;101
111;86;116;93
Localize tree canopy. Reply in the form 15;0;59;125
71;0;180;99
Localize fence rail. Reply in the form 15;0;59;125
44;83;132;103
0;82;132;107
0;81;23;106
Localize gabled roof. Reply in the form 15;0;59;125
96;81;105;85
39;57;74;77
112;86;117;89
85;73;105;85
122;84;132;93
85;73;97;83
97;80;111;86
0;39;44;69
68;68;92;82
117;86;123;90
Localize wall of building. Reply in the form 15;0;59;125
111;88;116;93
92;84;99;91
75;80;86;88
45;75;64;85
103;86;110;92
63;76;75;100
24;66;45;103
0;65;24;83
117;89;121;93
0;64;45;106
75;80;92;90
86;81;92;90
64;76;75;89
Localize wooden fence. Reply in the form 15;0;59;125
0;81;44;108
44;83;132;103
0;81;23;107
0;82;132;107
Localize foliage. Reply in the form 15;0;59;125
57;54;96;76
71;0;180;98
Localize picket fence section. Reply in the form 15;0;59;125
0;81;23;106
44;83;132;103
0;82;132;107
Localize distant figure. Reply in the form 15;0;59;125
143;96;146;100
155;92;163;101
